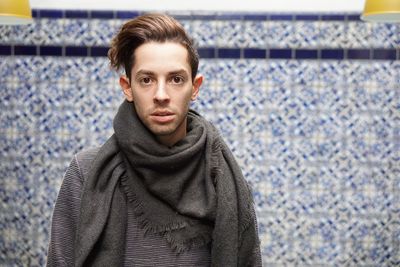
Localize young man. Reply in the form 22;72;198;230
47;14;261;266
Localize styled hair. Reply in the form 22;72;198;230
108;13;199;81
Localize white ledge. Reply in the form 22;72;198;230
30;0;365;13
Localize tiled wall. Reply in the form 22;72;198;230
0;10;399;266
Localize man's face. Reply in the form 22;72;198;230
120;42;202;146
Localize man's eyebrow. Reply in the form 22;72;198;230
167;69;189;76
135;70;155;76
135;69;189;77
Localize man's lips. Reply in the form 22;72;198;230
150;111;175;123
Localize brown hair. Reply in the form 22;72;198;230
108;13;199;81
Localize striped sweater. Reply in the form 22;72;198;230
47;147;211;266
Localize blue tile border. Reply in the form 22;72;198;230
347;49;371;60
295;15;320;21
90;46;109;57
65;46;88;57
40;46;62;56
30;9;363;21
116;11;140;19
321;49;344;59
1;45;398;61
373;49;397;60
295;49;318;59
39;9;64;18
270;49;292;59
0;45;11;55
218;48;241;58
90;10;114;19
198;48;216;59
14;45;37;56
269;14;293;21
65;10;88;19
244;48;267;59
321;15;346;21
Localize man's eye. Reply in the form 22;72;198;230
142;77;151;84
171;76;184;84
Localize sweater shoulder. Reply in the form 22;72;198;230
74;147;101;181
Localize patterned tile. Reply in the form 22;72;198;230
11;20;42;45
0;25;13;43
370;23;400;48
345;21;372;48
265;21;294;48
90;19;122;46
216;21;245;48
319;21;347;48
342;217;394;265
242;21;268;48
12;57;45;82
293;21;320;48
39;19;65;45
190;20;218;47
63;19;92;46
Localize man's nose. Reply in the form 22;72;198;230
153;82;170;103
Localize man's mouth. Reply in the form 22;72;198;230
150;111;175;123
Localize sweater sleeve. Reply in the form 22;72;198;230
46;155;84;267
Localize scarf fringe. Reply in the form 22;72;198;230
165;231;211;254
120;173;211;253
120;174;188;234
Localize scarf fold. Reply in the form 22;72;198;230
74;100;261;266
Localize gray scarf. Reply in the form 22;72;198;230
74;100;261;266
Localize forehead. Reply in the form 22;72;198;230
132;42;191;74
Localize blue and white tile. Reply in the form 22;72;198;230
0;81;14;109
37;57;66;82
290;60;319;86
369;62;399;88
344;21;372;48
266;110;290;137
216;20;245;47
190;20;218;47
12;57;45;82
39;19;65;45
0;25;13;43
214;59;247;86
319;21;347;48
257;213;290;264
368;137;394;164
346;137;370;164
88;81;124;109
265;21;294;48
90;19;122;46
265;84;291;111
266;60;292;87
60;57;95;81
63;19;93;46
86;57;119;82
242;21;268;48
370;23;400;48
86;109;115;147
241;59;268;87
292;21;320;48
242;84;268;112
11;20;42;44
212;108;244;138
342;217;394;265
0;57;14;83
319;61;350;86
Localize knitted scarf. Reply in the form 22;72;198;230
74;100;261;266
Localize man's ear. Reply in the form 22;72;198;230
119;75;134;102
191;74;203;101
